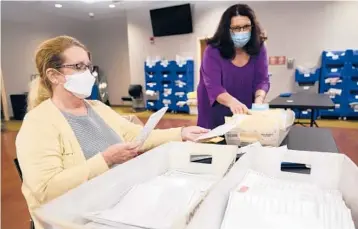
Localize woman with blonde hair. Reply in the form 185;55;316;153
16;35;208;228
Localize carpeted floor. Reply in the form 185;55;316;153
1;108;358;229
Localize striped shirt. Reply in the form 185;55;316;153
62;104;122;159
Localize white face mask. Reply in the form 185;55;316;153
63;69;96;99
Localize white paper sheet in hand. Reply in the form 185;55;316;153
195;115;245;141
134;107;168;145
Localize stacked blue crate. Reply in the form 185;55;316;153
144;60;194;113
294;68;320;119
319;50;354;118
345;50;358;117
144;62;162;110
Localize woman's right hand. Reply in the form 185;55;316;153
102;142;140;167
228;98;249;114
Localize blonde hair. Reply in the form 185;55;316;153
27;35;89;111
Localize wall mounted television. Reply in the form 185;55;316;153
150;3;193;37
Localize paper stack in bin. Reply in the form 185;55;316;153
187;146;358;229
221;170;355;229
35;142;237;229
225;109;295;146
86;171;219;229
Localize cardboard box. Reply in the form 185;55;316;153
225;109;295;147
35;142;238;229
187;146;358;229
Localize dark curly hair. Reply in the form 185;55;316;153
207;4;265;59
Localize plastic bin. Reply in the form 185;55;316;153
319;105;343;117
174;91;188;101
294;82;318;94
156;60;173;72
298;109;312;119
145;82;160;92
176;101;190;113
320;77;344;91
295;68;320;83
35;142;237;229
322;88;344;102
161;80;174;90
347;49;358;65
145;72;158;82
174;60;194;73
345;101;358;117
348;90;358;101
146;100;162;111
161;98;176;111
321;66;346;78
322;50;347;66
159;72;174;81
347;76;358;90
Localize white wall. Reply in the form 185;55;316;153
88;16;130;105
1;19;92;116
126;1;358;101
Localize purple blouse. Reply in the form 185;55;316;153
197;45;270;129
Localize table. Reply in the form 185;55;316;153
281;126;338;153
193;126;339;167
269;93;335;127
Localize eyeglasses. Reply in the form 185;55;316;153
59;63;94;73
230;25;252;33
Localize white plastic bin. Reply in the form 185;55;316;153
35;142;237;229
187;146;358;229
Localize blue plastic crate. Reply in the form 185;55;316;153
320;77;344;91
174;79;193;92
159;72;175;81
322;50;347;66
174;72;194;82
295;69;320;83
145;62;159;73
319;107;344;117
321;66;346;79
321;88;344;103
146;100;162;111
346;64;358;77
174;60;194;72
348;90;358;101
345;101;358;117
161;98;177;111
347;76;358;90
347;49;358;65
176;104;190;113
145;72;159;82
299;109;312;119
156;61;174;72
174;91;188;101
145;81;161;92
161;80;174;91
160;91;175;101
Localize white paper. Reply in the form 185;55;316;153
90;171;218;229
220;170;354;229
195;115;246;141
134;107;168;145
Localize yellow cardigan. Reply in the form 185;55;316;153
16;99;182;228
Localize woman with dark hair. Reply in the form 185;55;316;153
197;4;270;129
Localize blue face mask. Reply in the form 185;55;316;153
231;31;251;48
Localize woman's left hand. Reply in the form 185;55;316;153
181;126;210;141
